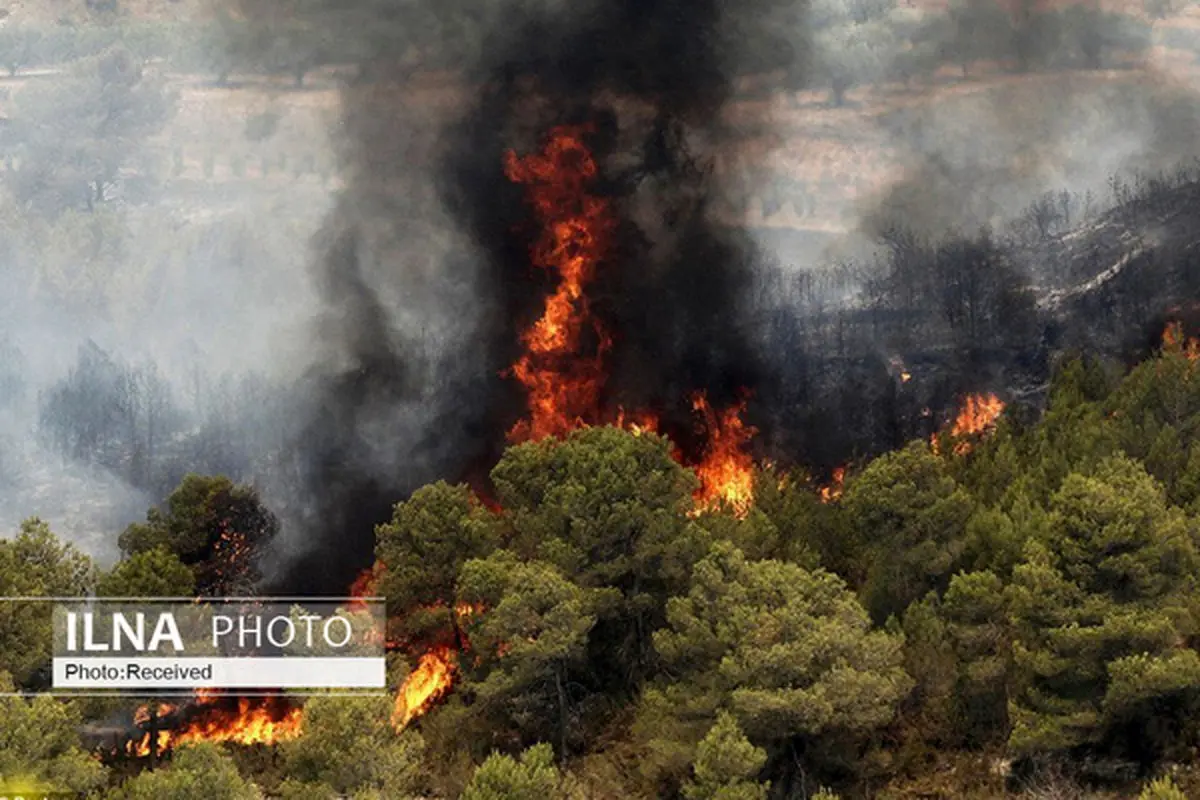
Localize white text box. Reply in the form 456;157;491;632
52;657;385;689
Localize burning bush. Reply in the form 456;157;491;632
117;474;279;595
126;692;303;758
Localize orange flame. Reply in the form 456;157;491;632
455;601;485;620
690;394;756;518
126;693;303;756
173;698;303;747
505;124;616;442
819;466;846;503
392;646;457;731
133;702;176;726
384;603;484;731
1163;321;1200;360
933;392;1006;456
349;561;385;611
127;730;173;758
504;123;759;515
950;393;1006;439
615;407;661;437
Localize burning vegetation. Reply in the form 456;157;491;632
348;560;385;611
94;79;1033;790
1163;320;1200;360
689;393;757;517
343;560;475;730
503;124;759;517
504;123;616;443
933;392;1007;456
124;692;303;759
23;0;1200;793
392;646;457;731
949;393;1007;441
819;466;847;503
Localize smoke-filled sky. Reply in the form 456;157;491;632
1;0;1199;587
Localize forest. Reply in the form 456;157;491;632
4;0;1200;798
8;330;1200;798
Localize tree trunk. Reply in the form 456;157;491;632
555;662;568;763
451;610;465;653
148;705;160;770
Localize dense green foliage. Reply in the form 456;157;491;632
461;744;567;800
14;337;1200;795
277;695;424;797
107;742;261;799
97;546;195;597
0;519;94;684
682;712;770;800
375;336;1200;796
0;670;106;794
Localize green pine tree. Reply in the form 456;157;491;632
683;712;769;800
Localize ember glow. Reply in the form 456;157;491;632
392;646;457;731
208;527;254;592
820;466;847;503
690;393;756;517
505;123;616;442
126;692;303;757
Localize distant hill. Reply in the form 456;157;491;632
2;0;209;25
1035;171;1200;359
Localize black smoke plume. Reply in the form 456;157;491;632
239;0;1200;594
237;0;799;592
